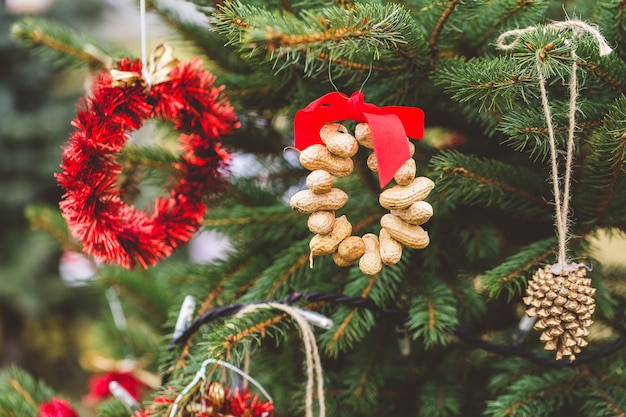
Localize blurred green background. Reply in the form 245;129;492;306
0;0;127;397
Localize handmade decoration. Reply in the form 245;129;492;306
38;397;79;417
290;92;432;275
163;359;275;417
84;371;146;404
497;20;612;360
56;44;238;269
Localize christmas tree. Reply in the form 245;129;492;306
5;1;626;416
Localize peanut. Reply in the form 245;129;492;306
290;188;348;213
359;233;382;275
355;123;415;154
307;210;335;235
355;123;374;149
379;228;402;265
367;153;378;172
367;144;415;174
333;251;355;267
337;236;366;261
310;215;352;255
380;213;429;249
307;170;333;194
391;201;433;225
333;236;365;267
394;158;416;186
379;176;435;210
299;144;353;177
323;132;359;158
319;123;347;140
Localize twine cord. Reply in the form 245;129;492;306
497;19;612;272
236;303;325;417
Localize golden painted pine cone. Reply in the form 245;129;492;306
523;264;596;362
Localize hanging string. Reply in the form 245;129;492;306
496;20;613;56
235;303;326;417
139;0;149;79
535;57;568;269
497;19;613;272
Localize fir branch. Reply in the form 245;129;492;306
577;97;626;229
220;313;287;352
98;267;170;322
417;379;463;417
584;386;626;417
118;144;179;172
323;272;380;355
11;17;112;69
7;379;36;407
578;60;626;94
428;0;461;57
173;264;248;372
431;151;551;220
214;2;426;77
315;51;407;73
474;0;540;53
484;370;581;417
407;280;459;348
594;134;626;225
352;340;381;400
596;0;626;57
266;251;311;299
25;205;79;251
443;165;542;204
433;56;535;113
481;236;558;299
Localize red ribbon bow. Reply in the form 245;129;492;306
294;91;424;187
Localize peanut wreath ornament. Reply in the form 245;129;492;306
289;91;433;275
57;44;238;269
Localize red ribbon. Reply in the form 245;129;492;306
294;91;424;187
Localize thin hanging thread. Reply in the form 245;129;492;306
536;59;568;269
236;303;326;417
497;20;612;272
139;0;148;79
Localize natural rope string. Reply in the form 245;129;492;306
497;20;612;272
236;303;326;417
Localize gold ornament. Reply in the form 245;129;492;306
290;123;434;275
110;43;180;88
523;264;595;361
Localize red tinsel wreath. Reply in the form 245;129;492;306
57;50;238;269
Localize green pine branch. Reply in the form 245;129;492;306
25;204;77;251
433;56;536;113
430;150;551;221
596;0;626;58
481;236;557;299
213;2;428;78
0;366;57;416
577;97;626;230
484;369;580;417
406;279;459;348
11;16;114;69
417;378;463;417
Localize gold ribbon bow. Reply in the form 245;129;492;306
110;43;180;88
